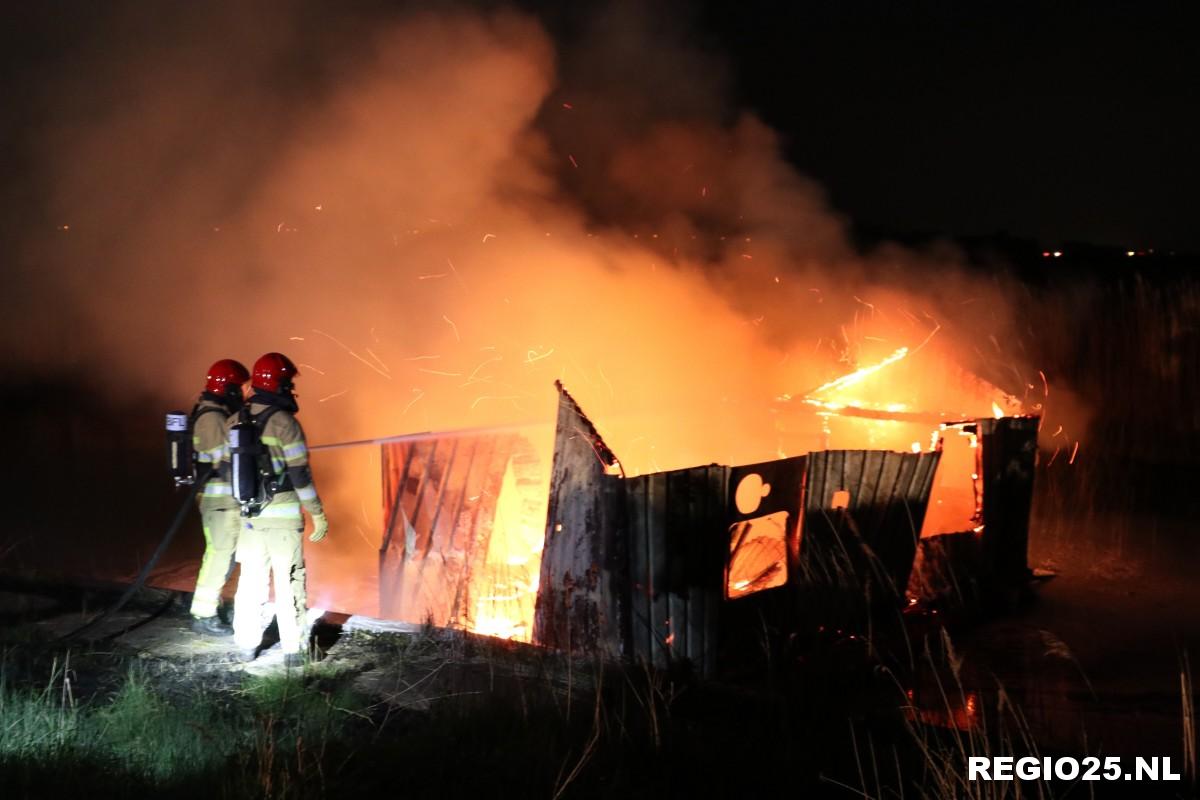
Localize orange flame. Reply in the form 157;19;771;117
808;346;909;398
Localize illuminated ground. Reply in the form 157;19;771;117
1;540;1195;798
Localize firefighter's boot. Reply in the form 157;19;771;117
191;615;233;636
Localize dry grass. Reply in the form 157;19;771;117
1183;649;1196;788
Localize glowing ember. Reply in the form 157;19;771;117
472;608;527;640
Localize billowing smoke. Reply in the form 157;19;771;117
3;1;1077;613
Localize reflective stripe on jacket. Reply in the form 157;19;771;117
245;401;323;521
192;398;233;499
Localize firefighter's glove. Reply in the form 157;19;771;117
309;512;329;543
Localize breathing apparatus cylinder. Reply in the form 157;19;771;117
165;411;194;486
229;414;261;517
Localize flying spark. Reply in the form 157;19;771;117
401;389;425;416
471;395;522;410
447;258;465;287
462;356;502;386
364;348;390;375
312;329;392;380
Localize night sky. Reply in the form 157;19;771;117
695;1;1196;252
1;1;1195;253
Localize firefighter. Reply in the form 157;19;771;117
190;358;250;635
232;352;329;665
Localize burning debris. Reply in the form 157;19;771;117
378;378;1039;679
378;428;546;640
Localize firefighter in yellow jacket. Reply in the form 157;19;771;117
190;359;250;635
232;352;328;664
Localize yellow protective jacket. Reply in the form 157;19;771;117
192;397;234;500
243;400;324;524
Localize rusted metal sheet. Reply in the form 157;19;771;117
624;465;728;675
798;450;941;612
532;383;624;658
379;433;517;625
727;457;808;595
977;416;1039;584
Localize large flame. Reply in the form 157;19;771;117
772;330;1022;539
469;448;547;641
802;346;910;403
457;324;1022;641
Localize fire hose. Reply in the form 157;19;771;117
58;466;212;641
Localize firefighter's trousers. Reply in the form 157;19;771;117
189;497;240;619
232;520;308;654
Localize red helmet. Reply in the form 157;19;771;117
205;359;250;394
252;352;300;393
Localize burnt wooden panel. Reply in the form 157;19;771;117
623;465;728;674
624;475;653;663
428;435;498;626
646;472;669;659
532;383;624;657
453;436;506;628
378;433;515;624
702;465;727;676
